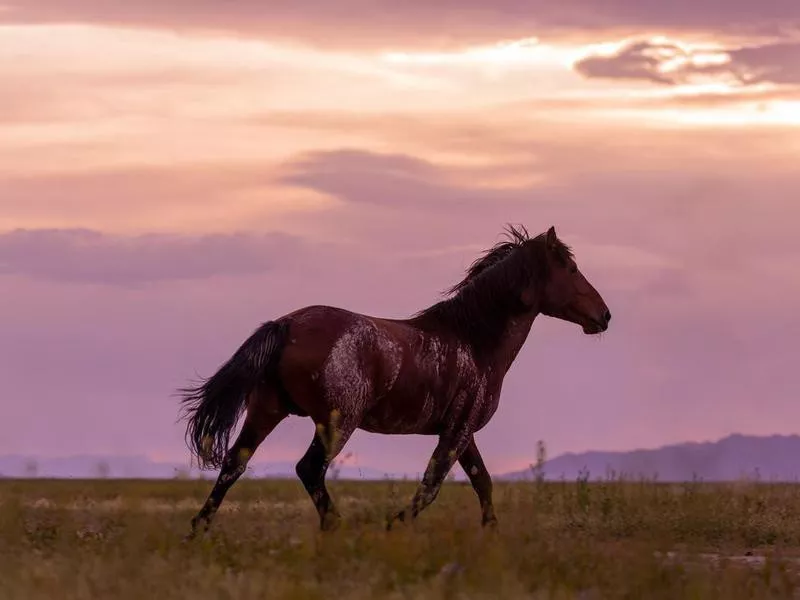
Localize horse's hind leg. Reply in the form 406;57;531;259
186;399;287;540
296;416;356;531
458;436;497;527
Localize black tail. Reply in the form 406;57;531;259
178;320;289;470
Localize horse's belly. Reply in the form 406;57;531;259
359;392;440;435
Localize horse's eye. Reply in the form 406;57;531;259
569;265;578;274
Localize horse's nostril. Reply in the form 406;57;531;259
604;310;611;323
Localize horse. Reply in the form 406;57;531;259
179;225;611;538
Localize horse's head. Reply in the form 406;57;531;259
535;226;611;335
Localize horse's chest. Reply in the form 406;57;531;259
470;388;501;431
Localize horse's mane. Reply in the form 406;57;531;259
442;224;573;297
412;224;573;350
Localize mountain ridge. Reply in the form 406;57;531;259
499;433;800;482
3;433;800;481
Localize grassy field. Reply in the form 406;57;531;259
3;476;800;599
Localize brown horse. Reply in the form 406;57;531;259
179;225;610;538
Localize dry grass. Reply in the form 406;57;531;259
3;476;800;599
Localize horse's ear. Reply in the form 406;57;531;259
546;226;557;249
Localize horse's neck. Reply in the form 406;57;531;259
411;279;538;369
492;310;538;373
449;301;537;372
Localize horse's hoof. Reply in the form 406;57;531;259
386;510;406;531
183;515;210;542
483;516;499;529
320;512;341;532
182;531;197;543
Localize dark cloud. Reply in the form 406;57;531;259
726;42;800;85
281;150;442;189
4;0;799;49
574;38;800;87
0;228;317;284
278;149;534;210
574;40;689;85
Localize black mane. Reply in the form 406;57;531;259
445;224;532;296
412;224;573;352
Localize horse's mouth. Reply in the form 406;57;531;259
556;306;609;335
582;319;608;335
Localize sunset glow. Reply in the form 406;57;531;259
1;0;799;475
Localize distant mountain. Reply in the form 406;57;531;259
499;434;800;482
4;434;800;482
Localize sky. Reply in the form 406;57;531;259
1;1;799;477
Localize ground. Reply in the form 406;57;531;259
2;476;800;599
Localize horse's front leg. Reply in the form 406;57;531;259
386;431;471;529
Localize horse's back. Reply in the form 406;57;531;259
275;305;451;432
276;305;400;421
278;304;364;369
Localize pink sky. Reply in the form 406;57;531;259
1;1;799;475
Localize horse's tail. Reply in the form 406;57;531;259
178;320;289;470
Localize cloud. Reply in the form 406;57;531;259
7;147;798;282
0;165;335;235
0;67;258;125
272;149;590;258
1;166;266;209
726;42;800;85
273;148;800;295
574;40;692;85
0;228;319;284
2;145;799;468
4;0;800;49
277;149;538;210
639;86;800;108
4;0;800;472
574;38;800;87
